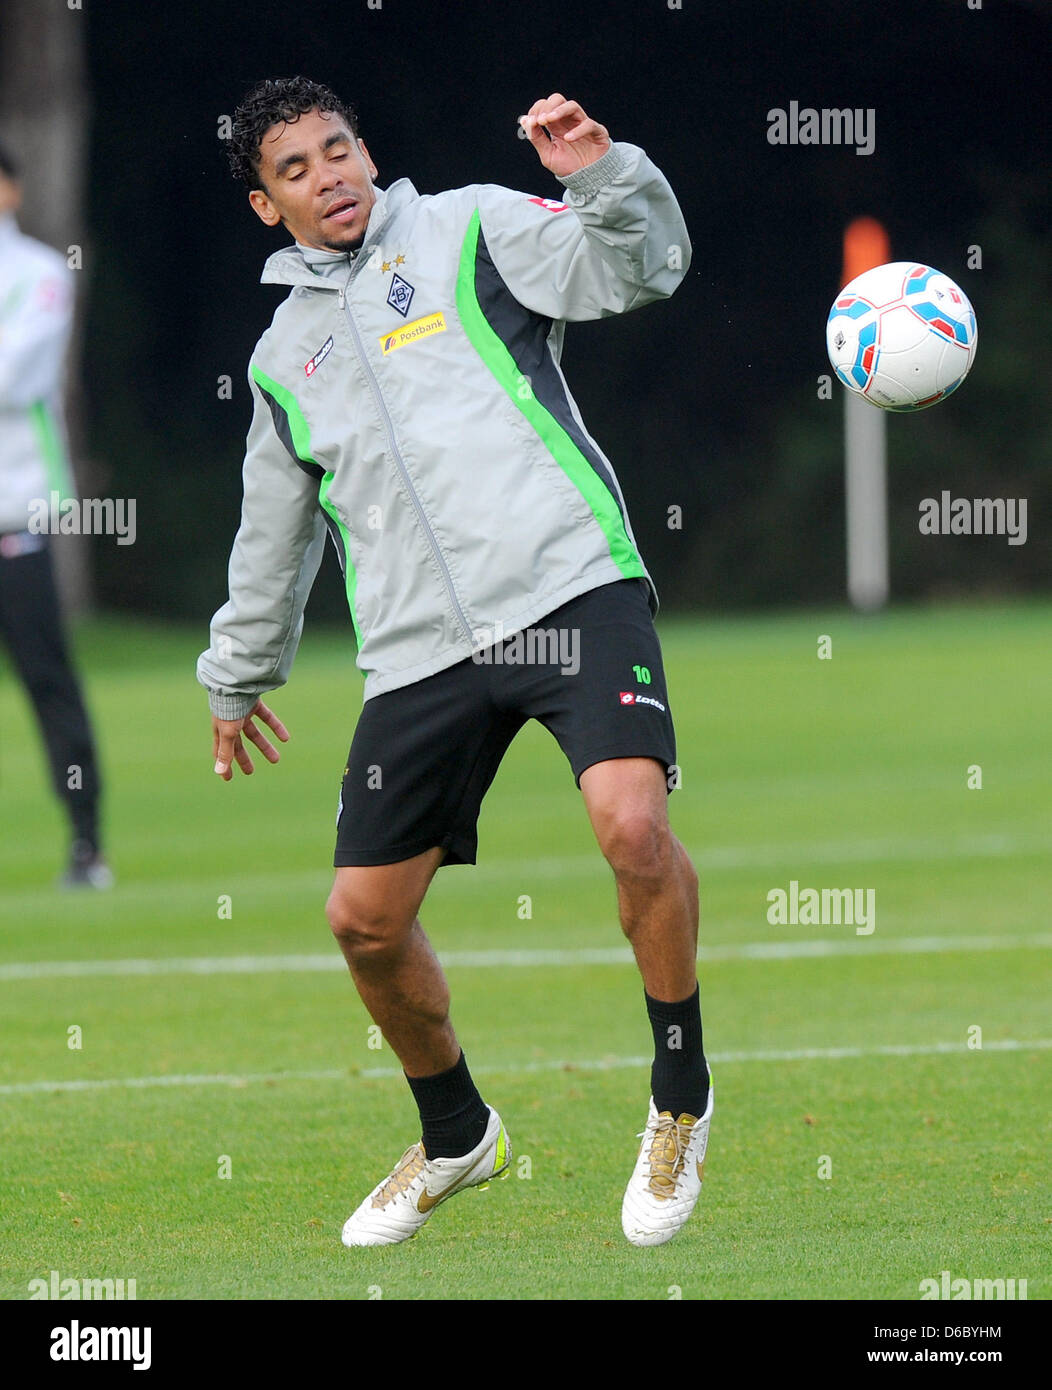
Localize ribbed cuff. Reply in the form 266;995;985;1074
557;141;631;202
208;691;259;721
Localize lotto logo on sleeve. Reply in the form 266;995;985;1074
305;336;334;377
619;691;667;712
528;197;568;213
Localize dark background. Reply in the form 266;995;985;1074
21;0;1050;618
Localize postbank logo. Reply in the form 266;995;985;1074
379;311;447;356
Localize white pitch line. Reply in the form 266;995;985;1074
1;830;1048;913
1;1038;1049;1097
1;932;1049;981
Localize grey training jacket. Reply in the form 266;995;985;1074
197;141;691;720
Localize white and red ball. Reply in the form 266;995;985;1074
826;262;978;412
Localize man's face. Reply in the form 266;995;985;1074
248;108;378;252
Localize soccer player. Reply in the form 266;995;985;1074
198;77;712;1247
0;141;111;889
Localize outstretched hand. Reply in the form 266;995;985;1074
519;93;611;177
212;699;289;780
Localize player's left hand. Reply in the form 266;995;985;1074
519;94;611;177
212;698;289;780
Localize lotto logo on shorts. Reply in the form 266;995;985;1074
619;691;667;712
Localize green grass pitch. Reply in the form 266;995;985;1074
0;602;1048;1300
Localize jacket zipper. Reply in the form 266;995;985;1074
337;290;476;647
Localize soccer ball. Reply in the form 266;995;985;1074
826;262;978;412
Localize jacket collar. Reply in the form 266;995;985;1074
260;178;419;291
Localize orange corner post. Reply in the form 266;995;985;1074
841;217;891;289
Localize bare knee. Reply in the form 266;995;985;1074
601;808;677;882
325;887;415;960
325;852;440;961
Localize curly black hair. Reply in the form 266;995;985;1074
228;76;359;190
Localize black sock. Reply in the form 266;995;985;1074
405;1050;490;1159
646;985;709;1118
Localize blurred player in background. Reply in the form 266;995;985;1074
0;141;111;889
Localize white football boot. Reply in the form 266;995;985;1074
341;1105;511;1247
621;1071;713;1247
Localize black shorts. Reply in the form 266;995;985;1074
334;578;677;868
